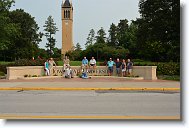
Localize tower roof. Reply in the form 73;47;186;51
62;0;71;7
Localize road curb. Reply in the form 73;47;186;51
0;87;180;91
0;115;180;119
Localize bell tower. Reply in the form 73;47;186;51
61;0;73;55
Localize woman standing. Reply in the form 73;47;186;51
44;59;50;76
121;59;126;77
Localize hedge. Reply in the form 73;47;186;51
0;59;47;74
134;62;180;76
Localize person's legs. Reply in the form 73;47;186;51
45;68;47;76
63;64;67;71
110;67;113;76
45;68;50;76
116;68;120;76
49;67;53;76
85;64;89;72
70;70;74;78
129;69;132;75
108;67;111;76
122;70;124;77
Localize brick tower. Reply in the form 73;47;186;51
61;0;73;55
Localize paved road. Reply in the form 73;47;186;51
0;90;180;119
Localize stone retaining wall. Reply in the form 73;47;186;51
6;66;157;80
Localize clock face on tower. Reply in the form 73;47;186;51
65;21;68;25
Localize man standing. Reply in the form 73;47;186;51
126;59;133;76
115;58;122;76
107;58;115;76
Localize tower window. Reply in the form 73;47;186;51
64;10;70;19
64;10;66;18
68;10;70;18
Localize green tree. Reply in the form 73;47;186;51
117;19;129;47
0;0;15;12
96;27;106;44
85;29;95;48
137;0;180;62
0;0;19;51
108;23;118;46
8;9;42;60
125;22;138;58
43;15;58;56
75;43;82;51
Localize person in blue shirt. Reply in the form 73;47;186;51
107;58;115;76
81;57;89;72
44;59;50;76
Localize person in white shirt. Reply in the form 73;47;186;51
89;57;96;69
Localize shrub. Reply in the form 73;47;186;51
0;71;5;76
32;75;38;77
134;62;180;76
0;64;7;74
99;62;106;66
24;74;28;77
14;59;45;66
132;59;146;62
156;62;180;76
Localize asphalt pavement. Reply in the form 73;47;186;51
0;90;180;119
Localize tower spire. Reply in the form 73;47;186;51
62;0;71;7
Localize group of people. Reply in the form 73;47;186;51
107;58;133;77
63;56;96;79
44;56;133;78
81;57;133;77
44;58;57;76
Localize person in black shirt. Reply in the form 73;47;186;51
115;58;122;76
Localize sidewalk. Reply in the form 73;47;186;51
0;77;180;92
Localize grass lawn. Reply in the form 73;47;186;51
157;75;180;81
57;61;102;66
0;61;14;65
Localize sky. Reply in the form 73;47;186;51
11;0;140;49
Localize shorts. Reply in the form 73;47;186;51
116;68;120;74
127;69;132;73
122;69;126;72
90;64;95;66
108;67;113;73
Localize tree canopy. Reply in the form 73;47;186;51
43;15;58;57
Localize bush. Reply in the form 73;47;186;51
132;59;146;62
156;62;180;76
99;62;106;66
134;62;180;76
0;64;7;74
0;71;5;76
14;59;45;66
0;59;47;74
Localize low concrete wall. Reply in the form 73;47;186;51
6;66;157;80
